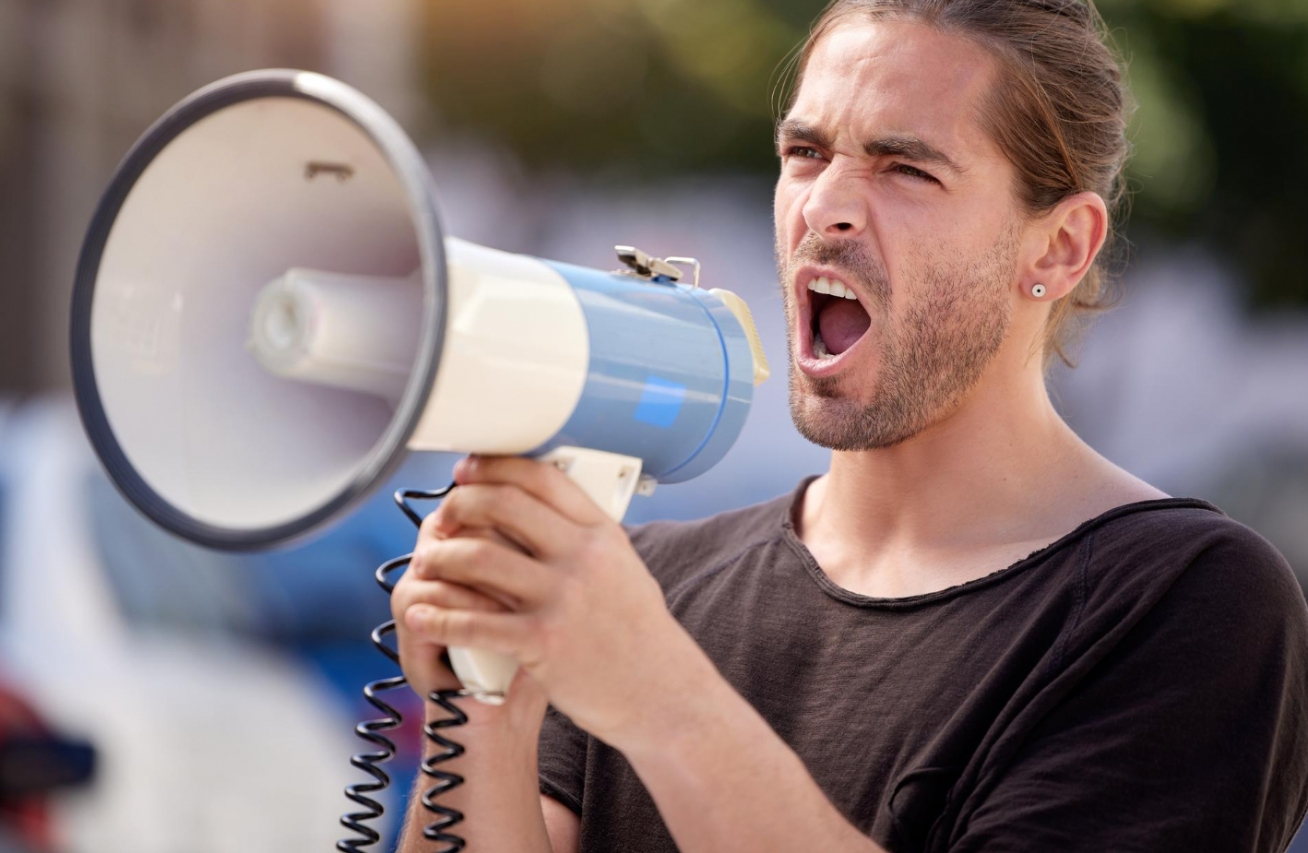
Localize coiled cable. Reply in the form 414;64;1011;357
338;485;471;853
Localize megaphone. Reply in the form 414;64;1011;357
69;70;769;703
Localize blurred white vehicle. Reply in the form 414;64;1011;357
0;398;363;853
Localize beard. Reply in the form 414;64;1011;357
779;229;1016;451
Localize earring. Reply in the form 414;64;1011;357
1031;284;1047;299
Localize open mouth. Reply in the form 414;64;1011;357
805;275;873;363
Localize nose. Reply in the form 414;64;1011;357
801;161;868;238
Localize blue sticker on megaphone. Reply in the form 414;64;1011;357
633;377;688;428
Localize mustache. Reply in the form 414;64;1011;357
785;234;890;309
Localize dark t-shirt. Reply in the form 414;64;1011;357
538;481;1308;852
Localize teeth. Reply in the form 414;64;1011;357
813;331;835;359
807;277;858;300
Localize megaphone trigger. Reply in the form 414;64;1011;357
540;447;647;522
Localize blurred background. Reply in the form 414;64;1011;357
1;0;1306;850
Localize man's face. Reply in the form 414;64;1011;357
775;18;1026;451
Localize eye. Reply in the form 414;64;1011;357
782;145;824;161
892;163;938;184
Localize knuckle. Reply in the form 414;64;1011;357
526;613;556;658
394;581;417;609
395;588;421;622
392;567;416;594
423;605;449;634
414;579;448;606
538;461;567;495
462;536;495;562
450;485;496;525
462;486;494;518
420;542;451;578
500;484;530;516
448;609;474;643
575;526;607;564
439;489;466;522
410;543;433;578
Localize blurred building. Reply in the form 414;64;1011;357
0;0;421;396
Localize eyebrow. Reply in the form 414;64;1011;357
775;119;967;176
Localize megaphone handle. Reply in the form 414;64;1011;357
448;448;647;704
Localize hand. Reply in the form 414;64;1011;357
402;456;703;749
391;526;548;734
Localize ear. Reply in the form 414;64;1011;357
1025;192;1109;300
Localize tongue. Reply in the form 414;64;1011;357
817;299;872;355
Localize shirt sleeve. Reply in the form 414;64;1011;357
947;526;1308;853
538;704;588;816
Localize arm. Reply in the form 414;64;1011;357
391;533;554;852
403;456;887;853
613;633;883;853
393;700;554;853
393;723;577;853
542;794;581;853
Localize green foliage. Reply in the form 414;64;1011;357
420;0;1308;306
1103;0;1308;307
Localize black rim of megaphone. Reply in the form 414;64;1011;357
69;69;449;551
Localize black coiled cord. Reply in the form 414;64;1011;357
338;485;472;853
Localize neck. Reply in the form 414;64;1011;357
798;352;1161;596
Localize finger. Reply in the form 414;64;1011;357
453;456;607;526
411;536;555;606
424;484;574;559
399;578;506;614
394;572;506;622
417;509;522;547
407;526;528;611
405;605;534;660
391;583;470;697
462;525;526;554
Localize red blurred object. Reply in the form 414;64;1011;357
0;679;95;852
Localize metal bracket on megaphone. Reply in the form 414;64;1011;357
614;245;701;288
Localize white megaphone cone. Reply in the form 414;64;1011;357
70;70;769;705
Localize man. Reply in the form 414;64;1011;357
391;1;1308;850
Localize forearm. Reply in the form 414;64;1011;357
397;708;552;853
616;641;886;853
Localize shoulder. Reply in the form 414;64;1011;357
1091;501;1298;598
1081;501;1306;656
1162;511;1304;637
625;483;801;595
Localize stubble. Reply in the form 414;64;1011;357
779;229;1017;451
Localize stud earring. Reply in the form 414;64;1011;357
1031;284;1047;299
